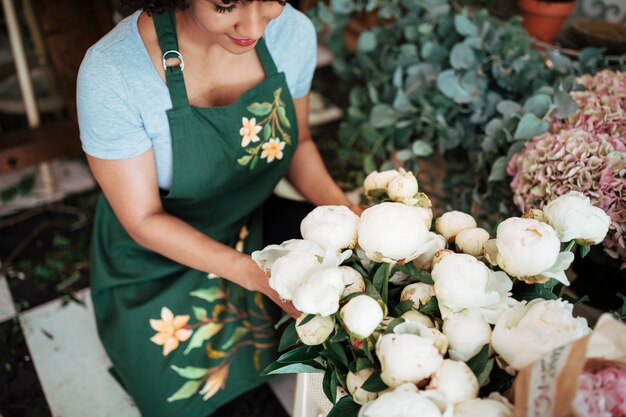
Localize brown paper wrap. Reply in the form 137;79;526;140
513;314;626;417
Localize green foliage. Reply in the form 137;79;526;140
310;0;623;219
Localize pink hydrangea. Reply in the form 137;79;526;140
508;70;626;267
573;367;626;417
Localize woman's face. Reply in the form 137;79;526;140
186;0;285;54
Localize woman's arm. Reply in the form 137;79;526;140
87;151;299;317
286;95;363;214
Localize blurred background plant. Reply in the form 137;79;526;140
310;0;625;223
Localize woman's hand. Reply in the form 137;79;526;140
245;257;301;319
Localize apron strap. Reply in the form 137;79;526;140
152;10;189;108
255;38;278;76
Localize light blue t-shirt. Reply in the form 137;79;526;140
77;5;317;190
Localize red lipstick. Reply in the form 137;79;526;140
228;35;256;47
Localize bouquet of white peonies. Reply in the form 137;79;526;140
252;169;611;417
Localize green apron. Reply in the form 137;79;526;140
90;10;298;417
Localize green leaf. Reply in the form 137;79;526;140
363;154;376;174
247;102;272;116
190;287;223;303
277;105;291;128
250;153;260;170
437;70;471;104
554;91;579;119
361;370;388;392
394;300;414;316
237;155;253;166
323;367;337;404
372;263;391;304
523;94;552;118
477;358;495;387
274;314;292;330
222;326;247;350
357;30;377;52
450;43;476;70
454;14;478;36
363;338;375;363
385;317;405;334
395;149;414;161
277;346;322;364
496;100;522;117
298;314;316;327
325;342;349;368
488;156;508;182
411;140;433;157
514;282;558;301
184;322;223;354
580;245;591;258
192;306;208;321
393;89;414;112
262;361;325;376
279;321;299;351
466;344;490;380
263;123;271;140
564;240;576;252
418;297;439;315
370;104;397;128
356;358;373;372
327;395;361;417
167;380;202;402
513;113;548;140
171;365;209;380
330;327;349;343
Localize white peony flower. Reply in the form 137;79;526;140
431;249;454;270
543;191;611;245
358;202;432;264
387;170;419;201
435;211;477;242
341;295;384;339
295;314;335;346
292;267;345;316
493;217;574;285
400;282;435;309
426;359;479;404
432;253;514;324
491;299;590;371
301;205;360;252
454;395;514;417
392;321;448;356
364;169;401;196
358;383;453;417
401;310;435;328
442;310;492;362
252;239;325;275
340;266;366;297
413;233;447;270
455;227;490;257
376;330;443;387
346;368;379;405
269;250;322;300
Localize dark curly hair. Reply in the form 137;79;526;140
122;0;287;15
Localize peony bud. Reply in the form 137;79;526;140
543;191;611;245
455;227;490;257
426;359;479;404
358;383;452;417
292;267;345;316
340;266;366;297
387;171;419;201
301;205;360;252
431;249;454;270
401;310;435;328
400;282;434;309
269;250;322;300
341;295;384;339
442;310;492;362
413;234;447;271
435;211;477;242
364;170;401;197
358;202;431;264
454;396;513;417
347;368;379;405
295;314;335;346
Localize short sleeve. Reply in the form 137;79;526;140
77;49;152;160
265;5;318;99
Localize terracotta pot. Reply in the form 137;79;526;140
518;0;576;44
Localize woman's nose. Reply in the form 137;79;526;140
234;4;266;40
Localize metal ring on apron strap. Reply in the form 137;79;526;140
162;50;184;71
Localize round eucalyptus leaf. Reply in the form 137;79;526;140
437;70;472;104
513;113;549;140
411;140;434;157
370;104;397;128
395;149;414;161
357;30;377;53
522;94;552;118
450;43;477;70
454;14;478;37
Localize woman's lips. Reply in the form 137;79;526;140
228;35;256;47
